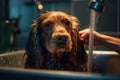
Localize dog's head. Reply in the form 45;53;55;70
25;11;87;71
32;11;80;54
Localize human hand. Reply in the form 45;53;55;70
79;28;102;45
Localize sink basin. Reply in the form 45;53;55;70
0;50;120;80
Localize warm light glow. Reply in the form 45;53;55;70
38;4;43;10
5;20;10;23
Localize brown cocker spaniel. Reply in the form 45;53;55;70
25;11;87;72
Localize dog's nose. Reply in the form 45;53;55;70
56;35;68;42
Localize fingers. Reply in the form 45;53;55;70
79;29;90;41
79;28;102;46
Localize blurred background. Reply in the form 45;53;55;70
0;0;120;53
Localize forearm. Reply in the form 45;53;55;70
98;34;120;54
79;29;120;54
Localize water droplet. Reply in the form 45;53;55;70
3;60;5;63
0;57;3;60
9;62;11;64
18;61;21;65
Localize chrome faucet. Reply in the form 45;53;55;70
88;0;106;13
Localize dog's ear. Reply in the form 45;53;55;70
70;28;87;71
71;29;87;62
74;17;87;64
71;16;80;30
71;16;87;67
77;34;87;64
25;24;45;69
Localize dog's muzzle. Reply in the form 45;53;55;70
56;35;68;48
46;27;72;53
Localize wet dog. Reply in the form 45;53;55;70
25;11;87;71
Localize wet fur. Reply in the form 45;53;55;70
25;11;87;71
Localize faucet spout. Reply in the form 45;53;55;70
88;0;106;13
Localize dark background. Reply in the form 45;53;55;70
0;0;120;51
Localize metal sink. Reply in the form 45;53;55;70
0;50;120;80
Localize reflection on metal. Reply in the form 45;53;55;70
0;67;120;80
0;50;120;75
0;50;26;68
88;0;106;13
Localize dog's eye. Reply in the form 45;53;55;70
43;22;53;31
65;21;71;26
64;20;71;28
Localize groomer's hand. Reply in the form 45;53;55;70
79;28;102;45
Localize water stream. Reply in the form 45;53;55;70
88;9;100;72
